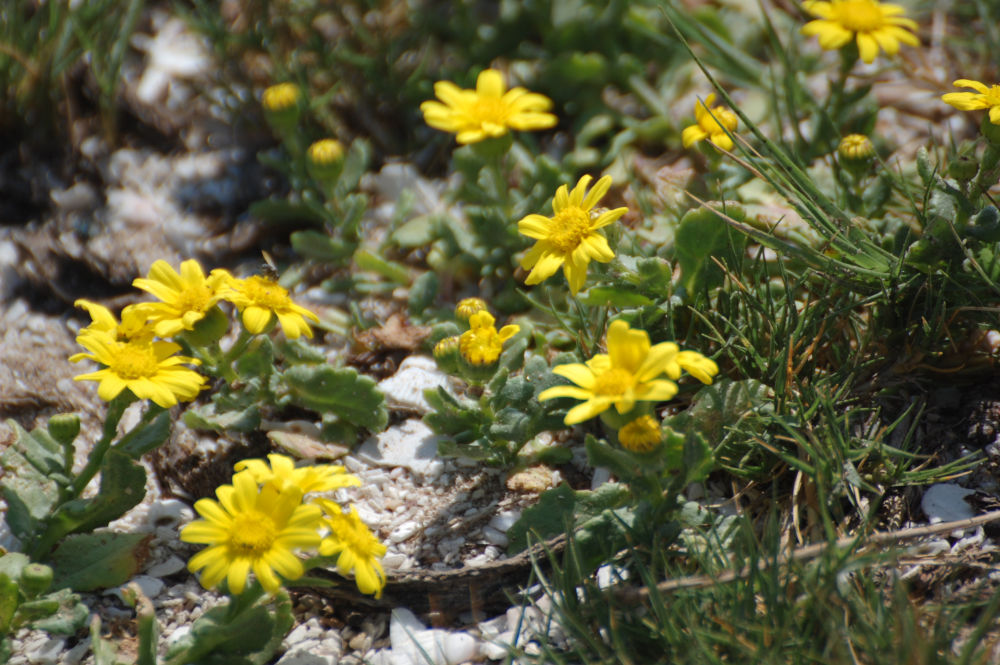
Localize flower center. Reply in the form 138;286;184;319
548;207;591;253
176;284;213;313
108;342;160;380
834;0;885;32
470;98;508;126
229;511;277;557
244;276;290;309
594;368;634;396
460;328;501;365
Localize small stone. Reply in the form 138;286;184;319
147;499;193;529
27;637;64;665
388;521;421;544
480;639;510;661
349;632;372;652
277;644;332;665
921;483;975;527
487;510;520;533
441;632;478;664
146;555;186;577
377;356;453;414
481;526;508;548
506;466;556;493
356;420;445;480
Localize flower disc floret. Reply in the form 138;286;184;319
942;79;1000;126
459;311;519;366
538;320;681;425
316;499;386;598
223;275;320;338
838;134;875;161
234;454;360;495
308;139;344;166
132;260;231;337
180;471;322;594
455;297;488;323
518;175;626;294
801;0;919;64
681;93;739;151
70;330;205;408
420;68;557;144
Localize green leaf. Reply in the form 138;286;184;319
0;574;18;634
507;482;630;553
40;449;146;549
408;271;439;317
184;401;262;433
115;410;171;459
674;205;747;298
164;595;279;665
290;230;354;262
585;435;657;482
391;214;440;248
282;365;388;431
235;337;275;377
49;532;152;592
0;444;61;542
275;337;326;365
20;588;88;634
353;249;410;284
580;287;653;308
249;198;325;225
2;419;67;478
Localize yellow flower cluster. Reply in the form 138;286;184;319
71;259;320;407
180;454;386;597
539;319;718;434
801;0;919;64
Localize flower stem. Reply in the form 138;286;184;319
70;393;132;497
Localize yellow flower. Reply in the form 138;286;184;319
234;454;361;495
681;93;739;151
180;471;322;594
70;330;205;408
316;499;387;598
222;275;320;339
538;320;680;426
459;311;519;366
942;79;1000;126
618;415;662;453
838;134;875;161
420;68;557;144
307;139;344;166
262;83;300;112
801;0;919;64
75;300;153;342
132;260;232;337
455;297;488;323
517;175;627;294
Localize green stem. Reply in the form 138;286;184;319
219;330;255;382
70;393;132;497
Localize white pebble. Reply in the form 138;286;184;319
481;526;508;548
27;637;64;665
146;555;186;577
147;499;193;529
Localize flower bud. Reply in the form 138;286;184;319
838;134;875;177
454;298;487;324
20;563;54;597
433;335;462;375
307;139;345;183
47;413;80;447
262;83;301;133
616;415;662;452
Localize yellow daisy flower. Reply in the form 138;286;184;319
75;300;153;342
801;0;919;64
234;454;361;495
459;311;519;366
70;330;205;408
222;275;320;339
942;79;1000;126
618;415;663;453
538;320;680;426
132;259;232;337
517;175;627;294
681;93;739;151
180;471;322;594
316;499;387;598
420;68;557;144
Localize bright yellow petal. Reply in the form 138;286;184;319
569;175;593;207
954;79;990;94
476;69;505;98
518;214;553;239
633;379;678;402
551;363;597;389
856;33;879;64
538;385;595;401
564;397;614;425
682;125;708;148
581;175;612;211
